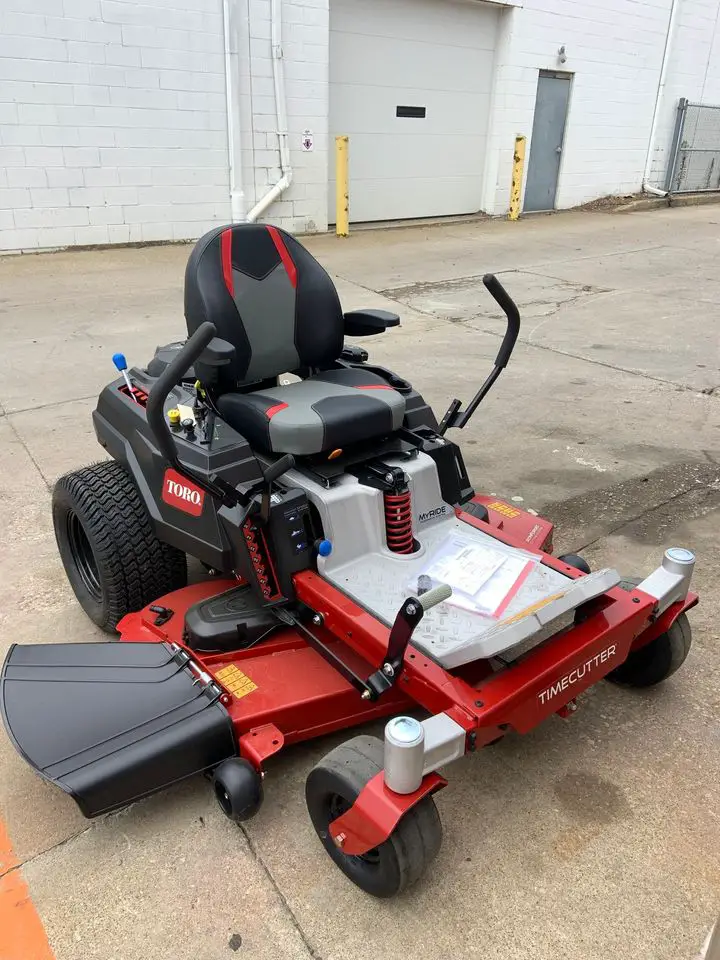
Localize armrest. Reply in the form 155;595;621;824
343;309;401;337
194;337;236;386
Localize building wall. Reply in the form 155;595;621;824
0;0;232;251
649;0;720;188
484;0;675;214
1;0;720;251
239;0;329;234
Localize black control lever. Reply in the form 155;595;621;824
258;454;295;524
146;321;217;468
438;274;521;434
365;584;453;699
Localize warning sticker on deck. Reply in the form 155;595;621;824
500;592;565;626
215;664;258;699
486;500;522;519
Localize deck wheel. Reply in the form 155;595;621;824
305;735;442;898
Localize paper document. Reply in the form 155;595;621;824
411;533;537;618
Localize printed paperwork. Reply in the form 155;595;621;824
411;533;537;618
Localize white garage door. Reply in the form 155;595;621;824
329;0;499;223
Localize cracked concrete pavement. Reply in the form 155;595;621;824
0;205;718;960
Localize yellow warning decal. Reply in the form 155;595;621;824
215;664;258;699
486;500;522;519
500;592;565;626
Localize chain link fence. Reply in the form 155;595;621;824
667;99;720;193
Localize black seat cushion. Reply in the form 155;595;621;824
216;367;405;456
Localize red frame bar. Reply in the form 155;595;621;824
119;507;699;856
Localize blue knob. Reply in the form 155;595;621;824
112;352;127;372
318;539;333;557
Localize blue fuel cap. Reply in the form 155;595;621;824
318;539;333;557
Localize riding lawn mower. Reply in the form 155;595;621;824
0;223;698;897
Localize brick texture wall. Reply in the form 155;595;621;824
240;0;329;234
650;0;720;187
483;0;675;214
2;0;719;248
0;0;232;251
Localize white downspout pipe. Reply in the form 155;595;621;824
246;0;293;222
222;0;246;221
642;0;679;197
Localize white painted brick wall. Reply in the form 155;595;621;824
0;0;231;251
240;0;329;234
649;0;720;187
483;0;676;214
2;0;719;248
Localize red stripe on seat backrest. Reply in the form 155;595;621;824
267;226;297;288
221;228;234;295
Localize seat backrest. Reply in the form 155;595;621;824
184;223;344;387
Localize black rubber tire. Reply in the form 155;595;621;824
605;577;693;687
305;735;442;898
213;758;264;823
558;553;591;575
53;460;187;633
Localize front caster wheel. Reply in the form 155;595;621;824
213;758;264;823
305;735;442;898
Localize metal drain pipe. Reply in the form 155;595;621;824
642;0;679;197
222;0;246;221
246;0;293;221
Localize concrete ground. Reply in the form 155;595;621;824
0;206;718;960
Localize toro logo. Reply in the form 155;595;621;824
162;469;205;517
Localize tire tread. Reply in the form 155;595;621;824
53;460;186;631
306;734;442;897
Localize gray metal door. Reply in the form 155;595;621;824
524;72;571;212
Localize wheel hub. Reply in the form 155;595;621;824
66;511;102;602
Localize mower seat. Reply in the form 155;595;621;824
216;367;404;456
184;223;405;456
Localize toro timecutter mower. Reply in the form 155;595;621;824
1;224;698;897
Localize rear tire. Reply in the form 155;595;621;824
605;576;692;687
53;460;187;633
305;735;442;898
558;553;591;574
606;614;692;687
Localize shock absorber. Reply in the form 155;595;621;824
351;461;418;555
384;487;414;554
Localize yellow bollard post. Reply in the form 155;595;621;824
335;135;349;237
508;135;526;221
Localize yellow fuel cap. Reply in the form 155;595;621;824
168;408;181;425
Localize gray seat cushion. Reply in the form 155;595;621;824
216;367;405;456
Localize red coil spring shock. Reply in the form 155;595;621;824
384;489;415;554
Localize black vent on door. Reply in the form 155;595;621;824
396;106;426;118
